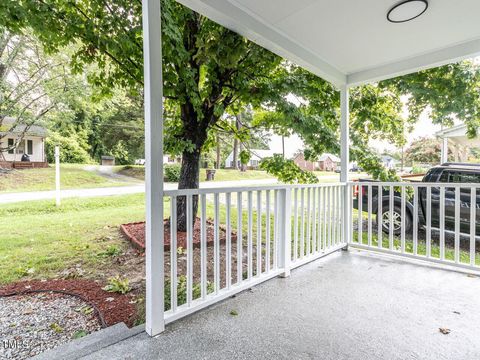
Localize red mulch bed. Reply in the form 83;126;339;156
0;279;137;327
121;218;237;251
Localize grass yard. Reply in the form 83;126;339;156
116;165;275;182
0;194;147;285
0;164;132;193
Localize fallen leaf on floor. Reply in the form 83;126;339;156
453;311;461;315
467;274;477;278
230;310;238;316
439;328;451;335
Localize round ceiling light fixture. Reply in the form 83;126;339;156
387;0;428;23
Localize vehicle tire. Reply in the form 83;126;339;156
376;204;412;236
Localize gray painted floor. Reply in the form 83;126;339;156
83;250;480;360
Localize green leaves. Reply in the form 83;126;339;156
260;155;318;184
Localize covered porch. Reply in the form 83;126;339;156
139;0;480;353
57;250;480;359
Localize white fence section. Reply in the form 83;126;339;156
350;182;480;272
163;183;347;324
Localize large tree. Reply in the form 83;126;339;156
3;0;480;229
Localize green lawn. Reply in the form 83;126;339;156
0;164;132;193
0;194;147;284
115;165;275;182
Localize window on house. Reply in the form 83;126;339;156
27;140;33;155
7;139;14;154
251;160;258;166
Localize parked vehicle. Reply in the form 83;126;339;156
353;163;480;236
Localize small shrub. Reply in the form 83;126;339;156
98;245;121;257
102;276;131;294
164;275;214;310
164;164;181;182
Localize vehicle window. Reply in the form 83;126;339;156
442;171;480;183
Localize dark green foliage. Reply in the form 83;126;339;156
164;164;181;182
260;154;318;184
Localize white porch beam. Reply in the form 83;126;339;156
347;38;480;87
142;0;165;336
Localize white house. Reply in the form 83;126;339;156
224;149;276;169
435;124;477;163
0;117;47;168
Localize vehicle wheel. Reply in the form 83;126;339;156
376;204;412;236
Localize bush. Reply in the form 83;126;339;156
46;132;92;164
165;164;181;182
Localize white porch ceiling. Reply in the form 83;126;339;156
177;0;480;88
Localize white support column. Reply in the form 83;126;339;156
441;137;448;164
340;85;351;246
143;0;165;336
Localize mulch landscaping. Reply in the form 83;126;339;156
121;218;238;251
0;279;137;328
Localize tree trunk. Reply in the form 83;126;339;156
236;114;247;172
176;149;201;232
232;137;238;169
216;135;221;169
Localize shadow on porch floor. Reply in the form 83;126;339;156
84;250;480;360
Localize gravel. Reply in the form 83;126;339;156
0;293;101;359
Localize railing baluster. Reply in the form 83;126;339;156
293;188;298;261
306;187;312;256
455;187;460;264
317;186;322;251
440;187;445;261
236;192;243;284
266;190;271;273
300;188;305;257
367;185;372;247
337;186;342;245
247;191;253;279
331;186;337;246
413;187;418;256
400;186;406;253
378;185;383;249
322;187;327;251
200;194;207;299
312;187;317;254
256;190;262;276
426;186;432;258
389;186;394;251
470;187;476;266
358;184;363;244
170;196;177;312
213;193;220;294
226;193;232;289
273;190;278;270
186;195;193;305
328;187;333;249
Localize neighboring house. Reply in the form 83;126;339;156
224;149;275;169
293;152;317;171
134;155;180;166
293;152;340;172
0;117;48;169
318;153;341;172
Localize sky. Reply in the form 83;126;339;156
268;97;456;158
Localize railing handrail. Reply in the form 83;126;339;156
164;182;346;197
348;181;480;188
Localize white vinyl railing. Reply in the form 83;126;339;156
162;183;347;323
350;182;480;272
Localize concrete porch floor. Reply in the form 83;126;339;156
84;250;480;360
